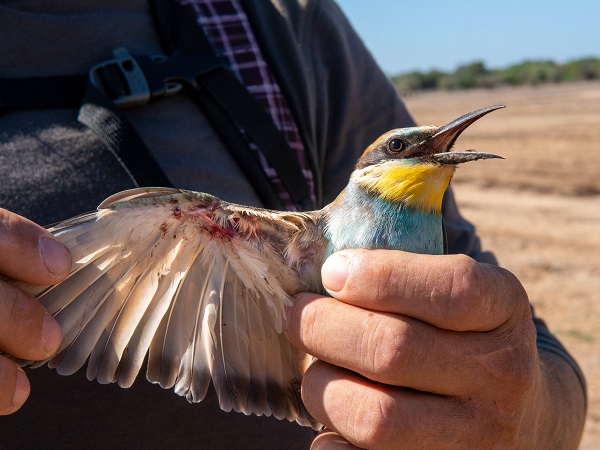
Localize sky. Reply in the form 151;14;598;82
336;0;600;75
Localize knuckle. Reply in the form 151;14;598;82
442;256;530;331
476;396;527;445
0;208;13;231
498;267;530;312
353;249;407;304
0;283;44;354
0;208;23;245
444;255;485;327
0;209;52;284
0;284;38;328
467;407;521;447
492;343;535;393
0;209;15;251
481;324;539;410
449;397;524;447
375;265;402;301
367;317;411;379
349;389;397;447
297;299;327;354
0;284;25;324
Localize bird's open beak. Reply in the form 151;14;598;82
427;105;505;165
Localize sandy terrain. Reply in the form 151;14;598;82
404;81;600;449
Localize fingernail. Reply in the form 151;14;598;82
40;237;71;277
12;368;30;409
321;252;350;292
42;313;62;355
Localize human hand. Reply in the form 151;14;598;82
0;209;69;414
286;249;555;449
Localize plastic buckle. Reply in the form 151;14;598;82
89;47;151;108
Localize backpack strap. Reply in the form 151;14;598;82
0;2;314;210
0;48;174;189
78;81;174;188
149;0;313;210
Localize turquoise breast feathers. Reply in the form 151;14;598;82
324;179;444;256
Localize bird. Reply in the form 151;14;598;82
12;105;504;429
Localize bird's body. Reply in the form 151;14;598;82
325;159;454;255
13;106;504;428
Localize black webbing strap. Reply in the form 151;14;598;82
0;70;173;189
203;69;313;205
149;0;313;210
0;2;313;209
78;83;173;187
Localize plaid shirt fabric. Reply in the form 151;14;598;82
177;0;316;210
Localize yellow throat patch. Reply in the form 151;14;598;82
354;160;456;213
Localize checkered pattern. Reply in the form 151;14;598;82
177;0;316;210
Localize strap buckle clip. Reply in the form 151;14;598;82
89;47;151;108
89;47;225;108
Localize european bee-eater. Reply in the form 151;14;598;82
15;105;503;428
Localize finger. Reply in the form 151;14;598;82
302;360;473;450
311;429;361;450
0;208;71;284
0;281;62;360
321;249;529;331
0;356;30;415
287;293;537;396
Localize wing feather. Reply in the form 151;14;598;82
116;239;193;388
147;240;210;389
220;273;251;414
243;286;269;415
177;250;221;403
95;235;184;385
16;188;326;428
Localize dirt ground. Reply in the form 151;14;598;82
404;81;600;449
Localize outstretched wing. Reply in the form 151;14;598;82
15;188;327;428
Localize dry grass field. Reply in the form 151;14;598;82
404;81;600;449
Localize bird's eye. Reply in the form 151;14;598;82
388;139;405;153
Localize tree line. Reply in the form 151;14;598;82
391;57;600;95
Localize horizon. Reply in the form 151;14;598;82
336;0;600;76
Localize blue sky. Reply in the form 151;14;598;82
336;0;600;75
